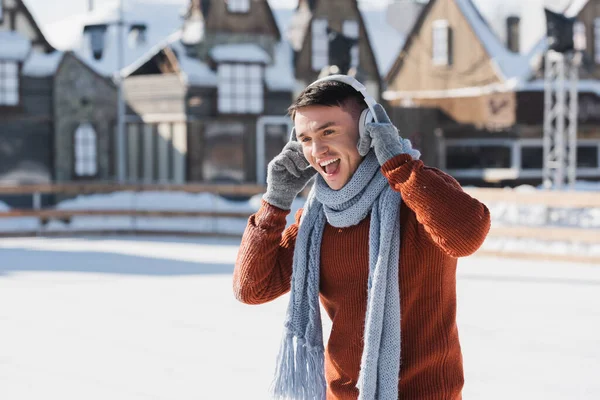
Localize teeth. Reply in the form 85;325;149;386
319;158;339;167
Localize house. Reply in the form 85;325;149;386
120;0;296;185
5;0;401;189
384;0;600;186
0;0;120;209
287;0;383;99
0;0;119;200
0;0;59;191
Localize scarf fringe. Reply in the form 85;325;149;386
271;332;326;400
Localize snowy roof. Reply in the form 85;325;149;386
0;31;32;61
564;0;589;18
22;51;64;77
121;30;218;87
470;0;574;57
170;40;218;87
518;79;600;97
23;0;399;79
123;30;294;91
210;44;271;64
455;0;533;83
40;0;188;77
265;41;295;91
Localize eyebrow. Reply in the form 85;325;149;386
296;121;337;139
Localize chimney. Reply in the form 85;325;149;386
506;15;520;53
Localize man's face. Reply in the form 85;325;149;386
294;105;363;190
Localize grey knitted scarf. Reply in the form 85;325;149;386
272;150;410;400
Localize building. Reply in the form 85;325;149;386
384;0;600;186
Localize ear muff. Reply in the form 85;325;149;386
358;108;374;139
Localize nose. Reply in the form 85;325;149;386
311;138;328;158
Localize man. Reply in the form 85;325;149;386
233;75;491;400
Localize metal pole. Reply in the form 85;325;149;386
567;52;580;190
542;51;554;189
116;0;126;183
555;55;566;189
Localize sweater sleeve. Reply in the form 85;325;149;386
233;200;302;305
381;154;491;258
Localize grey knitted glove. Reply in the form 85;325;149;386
363;104;404;165
361;104;421;165
263;141;316;210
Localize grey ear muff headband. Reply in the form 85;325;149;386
289;74;379;142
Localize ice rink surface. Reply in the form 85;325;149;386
1;236;598;399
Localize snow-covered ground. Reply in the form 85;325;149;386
0;236;598;399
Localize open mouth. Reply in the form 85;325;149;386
319;158;341;176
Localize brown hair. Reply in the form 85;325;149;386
288;80;367;121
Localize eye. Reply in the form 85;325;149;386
323;129;335;136
300;136;311;143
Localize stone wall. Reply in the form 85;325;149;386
53;53;117;182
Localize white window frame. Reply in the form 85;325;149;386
594;18;600;64
312;18;329;71
432;20;450;66
343;20;359;68
227;0;250;13
0;61;19;106
442;138;600;181
74;123;98;177
218;63;264;114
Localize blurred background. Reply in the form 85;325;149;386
0;0;599;399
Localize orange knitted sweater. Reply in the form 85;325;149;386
234;154;491;399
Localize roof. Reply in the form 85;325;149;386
120;30;218;87
210;44;271;64
0;31;32;61
455;0;532;83
122;29;295;91
39;0;187;77
22;0;399;78
22;51;64;77
385;0;588;94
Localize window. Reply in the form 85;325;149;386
227;0;249;13
343;20;359;68
432;20;452;66
0;2;3;22
218;63;263;114
595;18;600;64
521;146;544;170
312;18;329;71
74;123;98;177
203;122;245;183
446;145;511;169
0;61;19;106
577;145;599;168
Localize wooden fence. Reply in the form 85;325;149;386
0;182;598;263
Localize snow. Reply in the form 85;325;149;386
0;31;32;60
121;31;218;87
210;43;271;64
24;0;400;79
518;79;600;97
40;1;188;78
2;183;600;261
265;41;295;91
171;40;218;87
455;0;533;83
565;0;590;17
0;236;598;399
21;51;63;77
